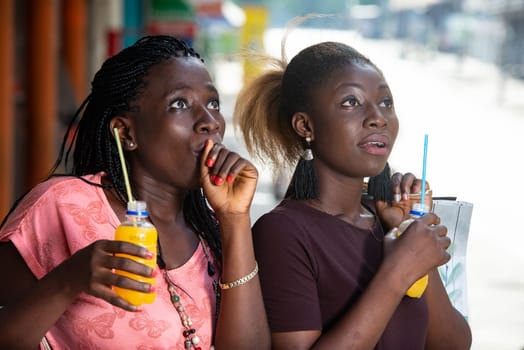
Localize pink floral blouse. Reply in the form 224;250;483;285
0;173;216;349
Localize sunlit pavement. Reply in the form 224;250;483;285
214;28;524;350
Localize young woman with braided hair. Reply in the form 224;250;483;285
234;38;471;349
0;35;269;349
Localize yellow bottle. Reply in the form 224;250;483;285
114;201;157;306
396;203;429;298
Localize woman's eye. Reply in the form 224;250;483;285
379;97;393;108
342;96;361;107
170;99;187;109
207;99;220;111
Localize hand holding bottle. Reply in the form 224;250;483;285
393;203;430;298
383;210;451;298
374;172;432;231
54;235;156;312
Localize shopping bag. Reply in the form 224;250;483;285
432;199;473;320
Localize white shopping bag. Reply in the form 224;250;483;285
432;200;473;320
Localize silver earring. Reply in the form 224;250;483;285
128;142;135;147
302;136;313;161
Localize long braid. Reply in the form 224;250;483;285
367;163;393;203
285;158;319;199
184;190;222;270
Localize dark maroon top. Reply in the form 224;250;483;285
253;199;428;349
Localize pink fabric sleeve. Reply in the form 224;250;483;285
0;174;119;279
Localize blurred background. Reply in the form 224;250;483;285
1;0;523;349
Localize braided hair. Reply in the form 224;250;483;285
234;39;391;201
46;36;222;261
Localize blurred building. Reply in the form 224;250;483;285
466;0;524;78
388;0;462;48
384;0;523;77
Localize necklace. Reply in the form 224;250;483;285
157;235;220;349
356;204;382;242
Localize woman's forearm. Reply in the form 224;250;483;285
424;270;472;350
0;264;79;349
214;214;270;350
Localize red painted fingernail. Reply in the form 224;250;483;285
226;175;233;183
214;177;223;185
149;285;156;293
205;139;210;147
146;251;154;259
206;158;215;167
211;175;217;182
151;269;158;277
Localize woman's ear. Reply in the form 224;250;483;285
291;112;314;140
110;116;137;150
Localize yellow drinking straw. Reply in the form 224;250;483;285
113;128;135;203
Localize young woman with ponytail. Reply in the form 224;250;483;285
234;33;471;349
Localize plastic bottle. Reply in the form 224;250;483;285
396;202;429;299
114;201;157;306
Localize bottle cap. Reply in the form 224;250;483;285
409;203;429;216
126;200;148;216
410;202;429;217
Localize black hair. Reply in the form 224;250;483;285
284;158;319;199
280;42;380;122
2;35;222;263
367;163;393;203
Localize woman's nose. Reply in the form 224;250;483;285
195;106;222;134
364;105;388;128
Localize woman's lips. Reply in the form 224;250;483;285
194;138;222;157
358;134;389;156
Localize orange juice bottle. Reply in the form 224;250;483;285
397;203;429;298
114;201;157;306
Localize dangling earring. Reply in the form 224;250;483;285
302;136;313;160
287;135;318;200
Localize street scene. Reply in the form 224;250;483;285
2;0;524;349
215;27;524;350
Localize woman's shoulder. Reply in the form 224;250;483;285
24;173;104;206
1;173;106;232
255;199;311;225
253;199;329;243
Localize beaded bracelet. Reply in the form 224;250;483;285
219;261;259;290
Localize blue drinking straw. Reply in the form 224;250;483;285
420;134;428;209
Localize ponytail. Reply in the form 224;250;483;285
234;57;302;172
